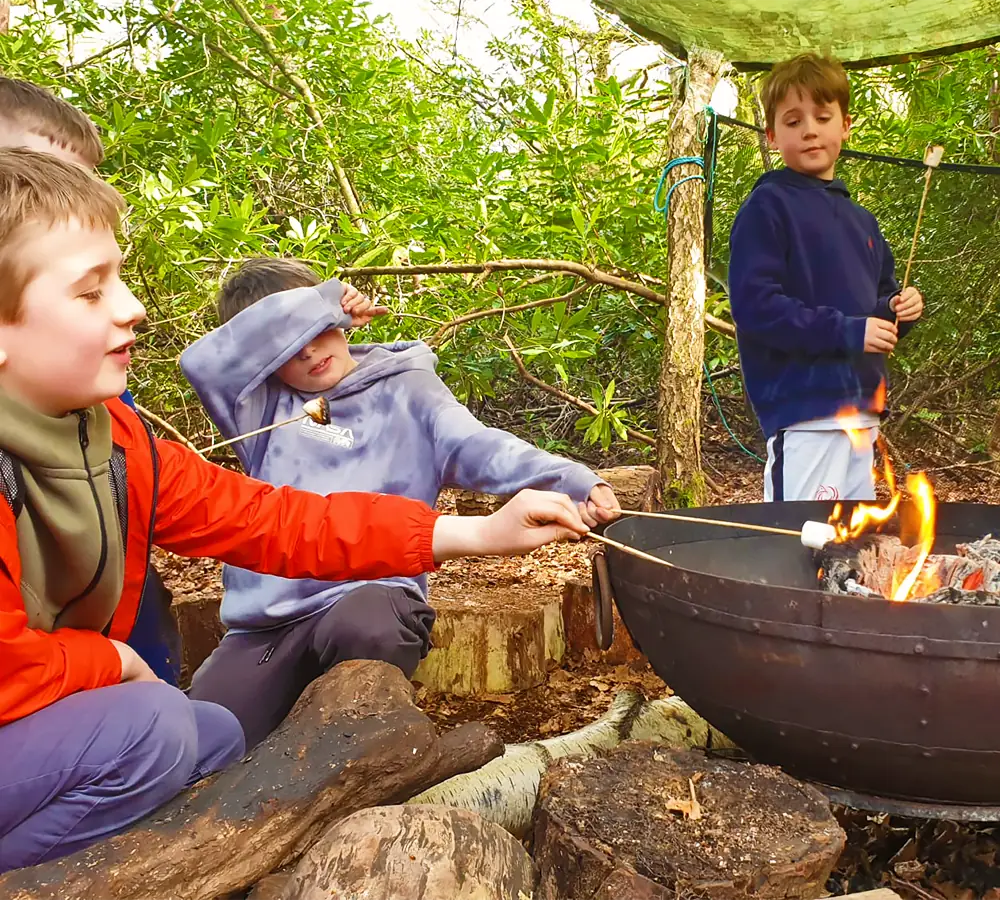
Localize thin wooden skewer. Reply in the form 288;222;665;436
587;531;675;567
897;144;944;323
618;508;801;538
197;398;331;454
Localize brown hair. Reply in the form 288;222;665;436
761;53;850;131
0;148;124;322
216;258;321;324
0;78;104;168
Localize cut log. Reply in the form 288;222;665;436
533;744;845;900
591;867;673;899
840;892;902;899
412;583;564;695
279;805;536;900
0;660;503;900
451;465;660;516
409;691;734;838
561;575;644;664
170;592;224;684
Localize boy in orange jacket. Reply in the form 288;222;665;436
0;148;588;872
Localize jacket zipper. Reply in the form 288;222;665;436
57;411;109;622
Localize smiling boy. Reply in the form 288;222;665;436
728;53;924;503
0;148;589;871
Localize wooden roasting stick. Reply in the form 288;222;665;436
896;144;945;323
197;397;331;454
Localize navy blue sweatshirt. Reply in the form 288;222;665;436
728;168;913;439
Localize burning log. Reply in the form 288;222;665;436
815;534;1000;605
533;744;846;900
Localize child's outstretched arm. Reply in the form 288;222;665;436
417;371;617;522
152;437;588;581
729;197;868;356
180;281;353;470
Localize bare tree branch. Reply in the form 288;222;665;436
338;259;736;337
135;403;204;456
429;283;590;347
158;12;297;102
891;356;1000;434
502;334;655;448
225;0;368;231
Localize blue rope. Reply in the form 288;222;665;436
653;156;704;221
703;361;765;463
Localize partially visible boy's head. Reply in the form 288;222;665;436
217;258;354;393
762;53;851;180
0;149;145;416
0;78;103;170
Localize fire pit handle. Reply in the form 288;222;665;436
591;549;614;651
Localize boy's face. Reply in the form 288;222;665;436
0;124;91;169
767;88;850;180
276;327;355;393
0;222;146;415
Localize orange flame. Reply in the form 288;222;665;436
890;473;938;602
826;431;940;602
828;450;900;541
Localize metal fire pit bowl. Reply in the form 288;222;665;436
603;501;1000;817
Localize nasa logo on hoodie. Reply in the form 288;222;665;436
300;417;355;449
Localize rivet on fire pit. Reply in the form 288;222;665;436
851;742;860;751
823;632;833;643
923;750;934;759
779;729;787;737
753;622;761;633
921;718;929;727
830;757;839;764
920;685;931;695
915;642;926;654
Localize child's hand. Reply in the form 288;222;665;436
431;489;589;560
890;287;924;322
341;283;390;328
864;317;898;354
580;484;621;527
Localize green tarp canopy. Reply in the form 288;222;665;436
595;0;1000;69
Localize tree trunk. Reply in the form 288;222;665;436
279;805;536;900
0;0;8;34
0;661;503;900
533;744;845;900
561;575;645;664
657;49;727;507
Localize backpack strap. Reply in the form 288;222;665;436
0;445;128;546
0;448;25;518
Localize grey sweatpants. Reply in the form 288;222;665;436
187;584;435;750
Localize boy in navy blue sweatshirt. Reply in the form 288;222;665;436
729;53;924;502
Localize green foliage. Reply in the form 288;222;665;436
2;1;999;455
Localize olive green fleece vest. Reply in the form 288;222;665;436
0;390;125;632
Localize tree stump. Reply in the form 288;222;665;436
279;805;536;900
451;465;660;516
561;575;645;664
170;592;225;684
533;744;845;900
412;581;564;695
0;660;503;900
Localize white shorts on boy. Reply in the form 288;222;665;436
762;414;878;503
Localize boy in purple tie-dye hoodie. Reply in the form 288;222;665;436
180;258;619;748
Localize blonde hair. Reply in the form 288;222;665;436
761;53;850;131
0;148;124;322
0;78;104;168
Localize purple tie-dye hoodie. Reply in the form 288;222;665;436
180;278;604;632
